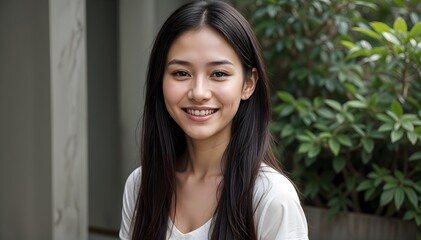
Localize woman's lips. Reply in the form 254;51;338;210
185;108;217;116
182;108;219;121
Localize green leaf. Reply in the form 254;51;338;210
346;100;367;109
377;113;393;123
325;99;342;112
280;104;295;117
368;94;377;108
361;150;372;164
345;113;357;123
308;145;321;158
382;32;400;45
298;143;313;154
329;138;340;156
408;22;421;38
362;138;374;153
297;134;312;142
351;65;364;75
352;125;365;137
357;40;372;50
347;49;370;59
409;152;421;161
380;189;395;206
415;215;421;226
404;211;416;221
404;188;418;208
277;91;295;103
305;131;317;140
365;187;376;201
394;122;401;131
357;179;373;191
379;123;394;132
394;188;405;210
412;120;421;126
393;17;407;33
384;181;398;190
391;100;403;118
391;129;404;142
336;114;345;124
407;131;418;145
386;110;399;121
346;72;364;88
370;22;392;34
281;124;294;137
353;1;378;10
402;122;414;131
313;97;323;108
303;181;319;198
337;134;352;147
340;40;356;49
317;108;335;119
319;132;332;139
401;114;418;122
333;156;346;173
372;163;382;173
363;54;382;63
384;175;396;183
352;27;381;39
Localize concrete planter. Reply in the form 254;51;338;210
304;206;418;240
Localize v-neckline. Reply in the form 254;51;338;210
168;217;213;236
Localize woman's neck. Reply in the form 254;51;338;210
181;137;229;179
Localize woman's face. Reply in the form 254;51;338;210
163;27;256;143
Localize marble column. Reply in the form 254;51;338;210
49;0;88;239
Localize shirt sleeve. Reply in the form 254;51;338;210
255;168;308;240
119;168;141;240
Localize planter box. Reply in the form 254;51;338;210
304;206;417;240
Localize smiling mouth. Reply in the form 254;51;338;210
184;108;218;116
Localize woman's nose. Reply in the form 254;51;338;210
188;75;212;101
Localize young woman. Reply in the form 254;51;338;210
119;1;308;239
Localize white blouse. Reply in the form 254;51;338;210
119;164;308;240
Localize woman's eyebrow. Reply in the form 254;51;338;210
167;59;192;67
167;59;234;67
207;60;234;66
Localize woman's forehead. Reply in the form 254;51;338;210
166;27;241;67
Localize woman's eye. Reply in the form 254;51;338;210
173;71;190;78
212;71;228;78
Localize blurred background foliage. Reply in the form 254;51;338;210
235;0;421;234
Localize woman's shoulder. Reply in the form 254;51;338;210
253;164;309;239
126;167;142;185
120;167;142;240
254;163;300;203
122;167;142;202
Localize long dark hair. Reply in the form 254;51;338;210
132;1;281;239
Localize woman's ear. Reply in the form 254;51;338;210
242;68;258;100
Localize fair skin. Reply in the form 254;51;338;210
162;27;258;233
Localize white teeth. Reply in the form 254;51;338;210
187;109;215;116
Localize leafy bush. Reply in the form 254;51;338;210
236;0;421;235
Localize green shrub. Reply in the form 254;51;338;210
237;0;421;235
